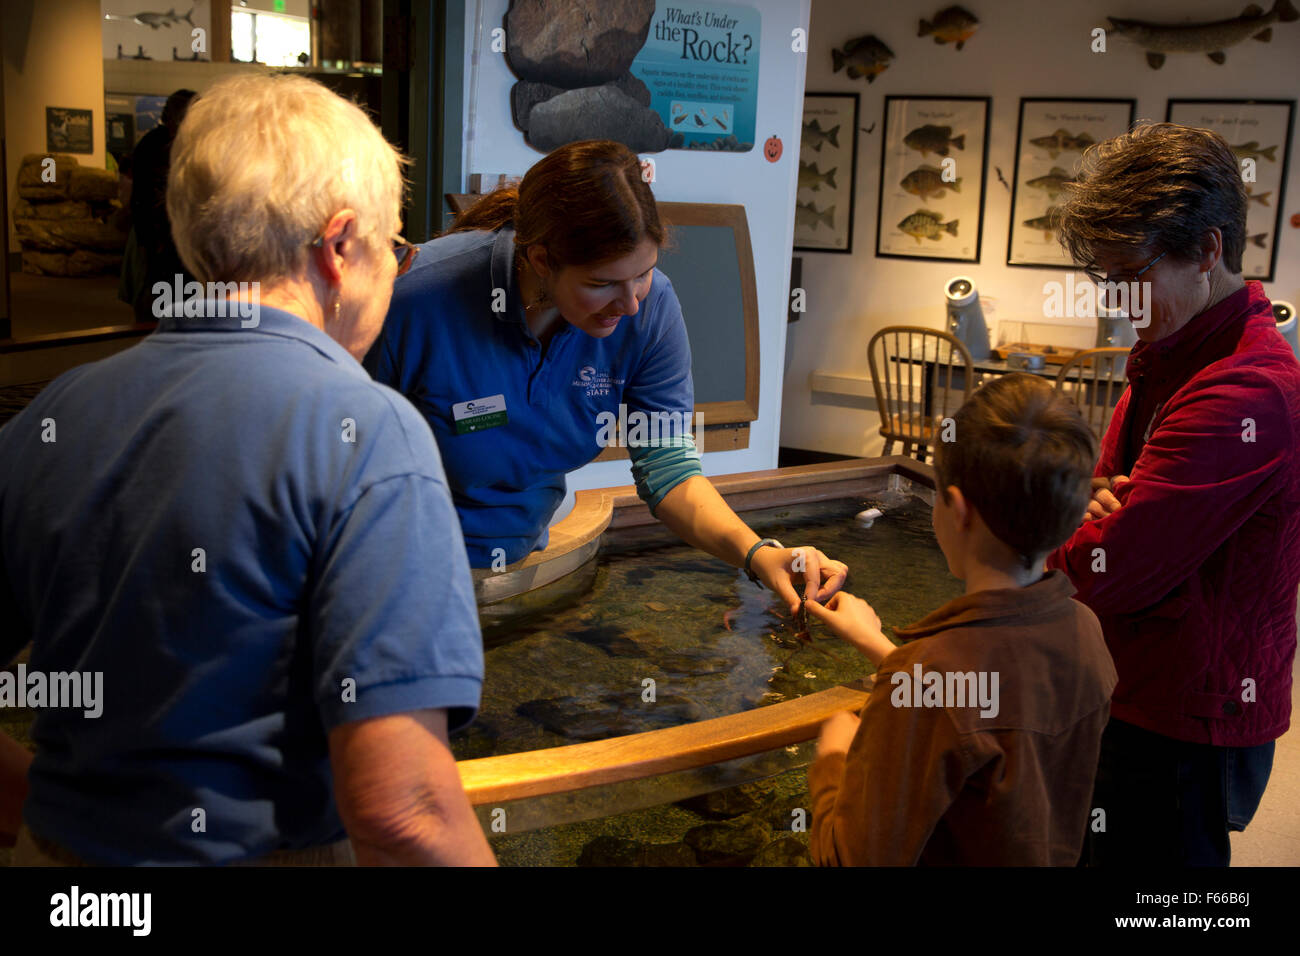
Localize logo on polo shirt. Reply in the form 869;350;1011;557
573;365;625;398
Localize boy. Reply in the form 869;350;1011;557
806;373;1117;865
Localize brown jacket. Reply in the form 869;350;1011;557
809;570;1117;865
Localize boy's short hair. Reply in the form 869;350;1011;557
933;373;1098;568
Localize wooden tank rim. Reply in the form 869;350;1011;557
460;455;937;806
473;455;936;604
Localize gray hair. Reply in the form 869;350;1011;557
167;73;408;283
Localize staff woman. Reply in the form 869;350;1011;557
365;140;845;612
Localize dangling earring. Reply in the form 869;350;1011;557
332;289;342;323
529;282;552;310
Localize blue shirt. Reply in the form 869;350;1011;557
0;304;483;864
364;227;696;567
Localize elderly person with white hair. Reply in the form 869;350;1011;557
0;74;494;865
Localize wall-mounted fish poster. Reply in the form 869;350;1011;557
1007;98;1136;269
1167;99;1295;282
795;93;859;253
876;95;989;263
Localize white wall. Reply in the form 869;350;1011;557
460;0;811;509
785;0;1300;458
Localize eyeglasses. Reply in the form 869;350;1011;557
1083;249;1167;287
393;236;418;276
310;233;419;277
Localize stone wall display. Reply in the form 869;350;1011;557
506;0;656;88
526;86;672;153
504;0;668;153
501;0;762;155
12;154;127;277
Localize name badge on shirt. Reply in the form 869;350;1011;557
452;394;508;435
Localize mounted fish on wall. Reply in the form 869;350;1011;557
919;6;980;49
1107;0;1299;69
831;35;895;83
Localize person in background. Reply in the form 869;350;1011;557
0;73;493;866
1047;122;1300;866
366;140;847;616
128;88;196;322
806;374;1116;865
114;152;146;309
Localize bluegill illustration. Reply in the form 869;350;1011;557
904;124;965;157
901;165;961;200
898;209;959;243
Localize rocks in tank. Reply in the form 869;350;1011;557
576;836;698;867
516;691;701;740
683;816;773;865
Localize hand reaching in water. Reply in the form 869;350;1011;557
805;591;898;666
749;545;849;618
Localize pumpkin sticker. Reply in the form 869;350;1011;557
764;135;783;163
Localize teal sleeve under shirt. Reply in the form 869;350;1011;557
628;436;704;514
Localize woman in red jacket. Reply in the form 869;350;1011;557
1048;123;1300;866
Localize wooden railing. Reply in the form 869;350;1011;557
459;682;871;806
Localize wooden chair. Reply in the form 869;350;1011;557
867;326;974;463
1054;346;1131;442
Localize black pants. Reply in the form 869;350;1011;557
1082;718;1274;866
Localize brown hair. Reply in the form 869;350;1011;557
933;373;1097;569
448;140;666;268
1057;122;1247;273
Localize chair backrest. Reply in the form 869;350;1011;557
867;326;974;460
1054;346;1131;442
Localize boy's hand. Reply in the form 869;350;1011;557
817;710;860;758
1083;475;1129;522
805;592;896;665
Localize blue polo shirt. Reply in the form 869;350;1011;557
0;304;483;865
364;227;696;567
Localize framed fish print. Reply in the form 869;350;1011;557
1007;98;1136;268
1166;99;1295;282
876;95;989;263
795;92;859;253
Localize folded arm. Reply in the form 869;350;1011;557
1048;369;1291;616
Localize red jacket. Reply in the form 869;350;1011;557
1048;282;1300;747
